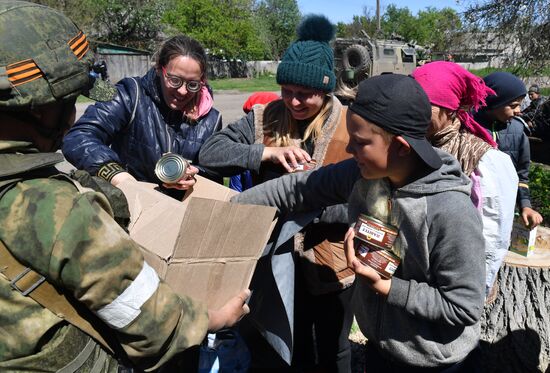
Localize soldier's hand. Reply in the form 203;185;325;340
207;289;250;332
111;171;137;186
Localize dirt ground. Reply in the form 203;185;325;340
349;329;367;373
75;90;278;126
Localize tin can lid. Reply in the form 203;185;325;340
155;153;188;183
358;214;398;233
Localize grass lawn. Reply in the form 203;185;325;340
469;67;550;96
78;75;279;102
469;66;550;78
209;74;279;92
79;72;548;98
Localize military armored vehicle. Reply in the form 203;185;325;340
333;32;417;101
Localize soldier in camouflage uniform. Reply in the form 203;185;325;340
0;1;250;372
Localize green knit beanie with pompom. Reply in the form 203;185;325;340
276;14;336;92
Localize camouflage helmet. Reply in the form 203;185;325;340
0;0;116;109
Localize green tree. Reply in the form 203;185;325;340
337;9;379;39
163;0;264;59
381;5;416;40
414;7;461;50
376;5;461;51
254;0;301;60
336;22;348;38
93;0;167;50
28;0;98;33
30;0;167;50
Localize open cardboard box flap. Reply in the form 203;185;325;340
118;176;277;309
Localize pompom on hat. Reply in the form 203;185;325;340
276;14;336;92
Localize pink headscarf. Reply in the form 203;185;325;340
412;61;497;147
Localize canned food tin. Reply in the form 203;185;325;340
354;214;398;250
354;240;401;279
291;159;317;173
154;153;190;183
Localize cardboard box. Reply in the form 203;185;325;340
509;216;538;257
117;176;277;309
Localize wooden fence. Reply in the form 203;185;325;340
98;53;279;83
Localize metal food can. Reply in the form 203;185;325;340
354;214;398;250
354;240;401;279
291;159;317;172
154;153;190;183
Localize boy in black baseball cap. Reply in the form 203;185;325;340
346;73;442;185
233;74;486;371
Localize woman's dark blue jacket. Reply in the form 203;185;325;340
63;68;222;183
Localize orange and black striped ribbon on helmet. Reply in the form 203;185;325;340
6;59;43;87
6;31;89;87
68;30;89;60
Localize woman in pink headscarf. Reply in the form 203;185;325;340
412;61;518;296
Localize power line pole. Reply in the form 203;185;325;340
376;0;381;33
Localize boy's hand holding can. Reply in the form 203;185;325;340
344;228;392;296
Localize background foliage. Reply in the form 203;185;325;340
463;0;550;75
530;164;550;226
334;4;461;52
163;0;265;59
28;0;549;73
253;0;301;60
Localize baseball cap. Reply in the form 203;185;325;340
349;74;442;169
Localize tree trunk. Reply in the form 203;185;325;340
481;226;550;373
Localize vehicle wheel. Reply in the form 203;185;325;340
342;44;371;73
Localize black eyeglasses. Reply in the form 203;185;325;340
161;67;203;93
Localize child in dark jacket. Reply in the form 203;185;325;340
232;74;486;371
474;71;544;228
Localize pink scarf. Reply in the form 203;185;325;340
412;61;497;147
184;84;213;121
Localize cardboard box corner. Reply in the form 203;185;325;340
119;176;277;309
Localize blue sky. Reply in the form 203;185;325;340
297;0;466;24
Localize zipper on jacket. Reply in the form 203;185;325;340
164;121;172;154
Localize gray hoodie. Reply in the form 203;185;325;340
233;148;485;367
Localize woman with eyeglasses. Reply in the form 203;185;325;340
199;15;354;373
63;35;221;197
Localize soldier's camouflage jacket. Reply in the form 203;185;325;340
0;141;208;372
